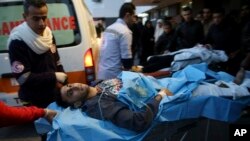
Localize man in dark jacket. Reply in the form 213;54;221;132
234;21;250;84
205;8;242;75
168;7;204;51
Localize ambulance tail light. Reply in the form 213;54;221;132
84;48;95;84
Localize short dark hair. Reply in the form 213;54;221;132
119;3;135;18
163;20;172;28
213;7;225;15
182;6;192;13
23;0;47;14
54;88;71;108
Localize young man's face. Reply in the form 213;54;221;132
182;10;192;22
60;83;89;104
146;22;151;28
212;13;223;25
203;8;212;20
163;24;171;33
241;5;250;18
127;11;136;26
23;5;48;35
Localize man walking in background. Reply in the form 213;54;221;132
98;3;136;79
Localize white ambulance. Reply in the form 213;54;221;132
0;0;99;106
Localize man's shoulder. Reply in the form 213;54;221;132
108;22;130;33
9;39;26;49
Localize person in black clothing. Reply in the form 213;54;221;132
234;21;250;84
201;7;213;36
140;20;155;65
239;5;250;30
167;6;204;51
205;8;240;53
129;15;142;60
95;22;105;38
56;79;172;133
234;53;250;84
155;20;174;54
8;0;67;108
205;8;243;75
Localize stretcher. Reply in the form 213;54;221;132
35;63;250;141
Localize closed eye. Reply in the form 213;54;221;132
66;89;73;97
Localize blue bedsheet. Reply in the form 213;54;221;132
35;63;250;141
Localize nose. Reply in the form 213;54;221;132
38;19;46;27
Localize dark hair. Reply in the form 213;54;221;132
54;88;71;108
182;6;192;13
213;7;225;15
203;7;211;11
134;15;139;20
241;5;249;11
145;20;152;25
163;20;172;28
164;16;172;21
55;85;90;108
23;0;47;14
119;3;135;18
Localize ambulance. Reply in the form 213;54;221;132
0;0;99;106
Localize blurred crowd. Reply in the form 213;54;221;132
122;5;250;79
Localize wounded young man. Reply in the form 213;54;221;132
56;78;173;133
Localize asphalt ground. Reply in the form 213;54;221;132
0;122;40;141
0;116;249;141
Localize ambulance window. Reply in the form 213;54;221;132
0;2;23;53
47;0;81;48
0;0;80;53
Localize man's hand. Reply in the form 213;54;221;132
131;66;143;72
44;109;57;123
159;88;173;96
234;67;245;85
55;72;68;84
155;88;173;101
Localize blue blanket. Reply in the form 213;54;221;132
35;63;250;141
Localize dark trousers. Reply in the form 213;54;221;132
142;55;174;73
